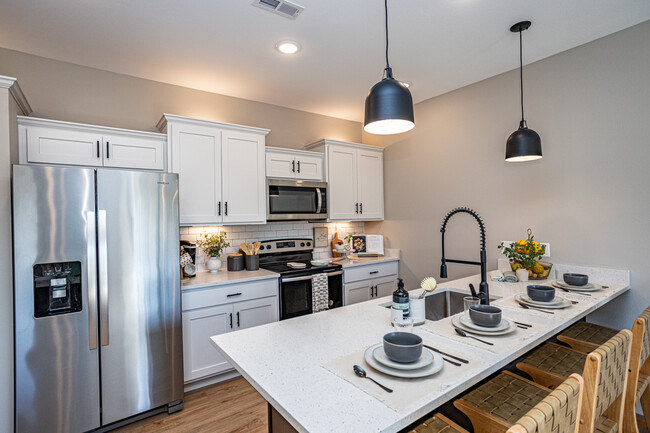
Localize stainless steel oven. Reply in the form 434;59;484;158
280;270;343;320
267;179;327;221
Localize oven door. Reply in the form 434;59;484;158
280;274;313;320
325;270;343;309
267;179;327;221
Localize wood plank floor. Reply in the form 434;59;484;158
114;377;268;433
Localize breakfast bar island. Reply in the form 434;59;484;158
210;264;630;433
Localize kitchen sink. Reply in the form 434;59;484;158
381;288;499;322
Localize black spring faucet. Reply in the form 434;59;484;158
440;207;489;305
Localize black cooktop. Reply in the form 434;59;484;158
260;261;342;276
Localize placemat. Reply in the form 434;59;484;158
492;294;589;319
322;335;479;413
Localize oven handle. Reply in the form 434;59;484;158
281;270;343;283
316;187;322;214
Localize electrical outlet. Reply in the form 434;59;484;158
501;241;551;257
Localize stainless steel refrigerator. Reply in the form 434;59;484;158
13;164;184;433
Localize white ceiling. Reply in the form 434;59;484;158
0;0;648;122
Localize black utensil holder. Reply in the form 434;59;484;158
245;254;259;271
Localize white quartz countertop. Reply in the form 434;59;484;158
210;264;629;433
339;249;400;268
181;268;279;290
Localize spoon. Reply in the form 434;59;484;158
454;328;494;346
353;365;393;393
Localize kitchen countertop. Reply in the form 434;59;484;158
339;248;400;268
181;268;279;290
210;263;629;433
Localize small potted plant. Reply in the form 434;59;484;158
197;231;230;273
498;228;551;281
344;232;355;251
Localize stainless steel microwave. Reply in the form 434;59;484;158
267;179;327;221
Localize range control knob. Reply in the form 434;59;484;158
306;242;311;247
300;242;305;247
265;245;271;250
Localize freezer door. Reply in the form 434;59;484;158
97;169;183;425
13;165;101;433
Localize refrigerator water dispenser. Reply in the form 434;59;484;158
33;261;82;317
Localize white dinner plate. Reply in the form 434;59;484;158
458;314;511;332
519;294;566;306
371;344;434;370
452;315;517;336
364;344;444;378
515;294;573;309
551;281;603;292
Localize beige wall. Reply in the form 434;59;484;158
0;47;361;146
367;20;650;330
0;86;19;433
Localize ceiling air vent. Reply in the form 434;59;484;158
252;0;304;19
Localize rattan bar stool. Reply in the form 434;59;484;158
507;373;584;433
557;308;650;433
408;413;470;433
454;330;632;433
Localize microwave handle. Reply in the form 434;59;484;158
316;187;322;214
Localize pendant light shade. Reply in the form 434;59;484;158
505;21;542;162
364;0;415;135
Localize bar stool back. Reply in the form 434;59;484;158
623;308;650;433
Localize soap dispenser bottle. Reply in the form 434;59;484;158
392;278;409;318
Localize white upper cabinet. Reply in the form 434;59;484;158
18;116;166;170
305;139;384;221
159;114;269;226
265;147;324;181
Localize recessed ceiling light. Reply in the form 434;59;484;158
275;40;301;55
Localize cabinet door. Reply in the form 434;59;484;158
26;125;102;167
182;305;233;382
327;145;358;220
357;149;384;220
374;276;397;299
266;150;296;179
234;296;279;331
171;124;223;225
295;154;323;181
103;134;165;170
345;280;372;305
222;130;266;224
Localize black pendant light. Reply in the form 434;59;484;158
505;21;542;162
364;0;415;135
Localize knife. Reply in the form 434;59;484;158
424;344;469;364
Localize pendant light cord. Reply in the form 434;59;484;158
385;0;390;70
519;29;526;126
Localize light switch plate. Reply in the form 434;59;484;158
500;241;551;257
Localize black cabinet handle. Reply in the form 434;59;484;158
218;201;221;216
297;160;300;173
360;203;363;214
236;312;240;327
226;292;242;297
229;313;233;329
96;140;100;158
355;203;359;214
292;160;295;172
369;270;379;275
106;141;110;159
225;202;228;216
374;286;378;297
370;286;373;298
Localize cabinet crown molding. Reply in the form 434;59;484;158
158;113;270;136
0;75;32;116
265;146;324;157
304;139;384;152
17;116;167;139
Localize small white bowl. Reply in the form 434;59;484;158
311;259;332;267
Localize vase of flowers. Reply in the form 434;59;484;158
197;231;230;273
498;228;552;280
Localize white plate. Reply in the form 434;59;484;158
459;314;510;332
452;315;517;336
372;344;434;370
364;344;444;378
287;262;306;269
515;294;573;309
552;281;602;292
519;294;565;306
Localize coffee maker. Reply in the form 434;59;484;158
180;241;197;278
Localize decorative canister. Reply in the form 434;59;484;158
227;253;245;272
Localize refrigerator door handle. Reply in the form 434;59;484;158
87;211;98;350
98;209;110;347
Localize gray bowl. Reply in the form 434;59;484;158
468;305;502;327
527;285;556;302
563;273;589;286
383;332;423;363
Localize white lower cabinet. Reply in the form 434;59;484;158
181;278;279;383
344;261;399;306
